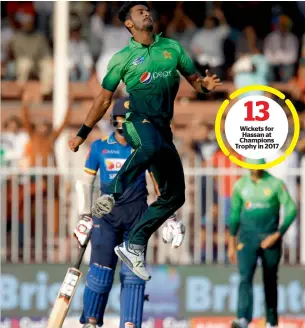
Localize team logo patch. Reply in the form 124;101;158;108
237;243;244;251
124;101;130;109
245;201;252;209
140;71;152;84
132;56;144;65
264;188;271;196
164;51;172;59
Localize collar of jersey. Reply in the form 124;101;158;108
129;33;162;48
107;133;117;144
248;171;269;183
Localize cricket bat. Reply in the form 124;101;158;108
47;244;87;328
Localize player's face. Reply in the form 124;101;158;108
114;116;125;130
251;169;264;178
128;5;153;32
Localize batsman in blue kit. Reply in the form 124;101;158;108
74;97;185;328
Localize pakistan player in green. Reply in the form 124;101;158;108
69;1;222;280
228;159;297;328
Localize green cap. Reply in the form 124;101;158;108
245;158;266;165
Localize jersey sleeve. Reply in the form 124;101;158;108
84;142;100;175
229;181;243;236
277;181;297;235
102;53;124;92
177;42;197;77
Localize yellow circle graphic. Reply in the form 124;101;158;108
214;85;300;170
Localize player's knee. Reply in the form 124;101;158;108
172;193;185;210
239;273;253;285
140;141;160;161
86;263;114;293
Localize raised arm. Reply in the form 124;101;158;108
176;42;223;93
185;70;223;94
69;53;123;152
21;93;34;136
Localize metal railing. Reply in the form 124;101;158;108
1;159;304;266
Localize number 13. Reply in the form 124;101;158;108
244;101;270;121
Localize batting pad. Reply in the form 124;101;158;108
120;263;146;328
80;264;114;327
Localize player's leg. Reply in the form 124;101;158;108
232;241;259;328
119;200;148;328
261;242;282;327
115;142;185;280
93;113;162;217
129;142;185;244
80;215;122;327
119;263;146;328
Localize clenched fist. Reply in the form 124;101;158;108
68;136;85;152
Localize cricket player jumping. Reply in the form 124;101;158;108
74;97;185;328
69;1;222;280
228;158;297;328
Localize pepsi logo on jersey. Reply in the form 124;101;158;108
140;71;172;84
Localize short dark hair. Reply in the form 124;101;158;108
4;115;23;129
118;1;149;22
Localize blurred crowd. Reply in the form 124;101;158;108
1;1;305;99
1;1;305;264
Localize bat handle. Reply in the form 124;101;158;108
74;245;87;270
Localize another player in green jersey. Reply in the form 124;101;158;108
69;1;222;280
228;158;297;328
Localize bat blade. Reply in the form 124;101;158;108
47;268;82;328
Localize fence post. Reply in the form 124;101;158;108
300;157;305;266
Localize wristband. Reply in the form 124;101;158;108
201;85;210;94
77;124;92;139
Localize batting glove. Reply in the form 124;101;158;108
73;214;93;247
162;214;186;248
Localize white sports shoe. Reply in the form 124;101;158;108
231;318;248;328
92;194;115;218
114;242;151;281
266;324;277;328
83;323;96;328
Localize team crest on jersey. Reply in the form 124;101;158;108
140;72;152;84
264;188;271;196
124;101;130;109
164;51;172;59
237;243;244;251
245;201;252;209
132;56;144;65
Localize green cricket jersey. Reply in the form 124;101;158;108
229;172;297;237
102;33;197;126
